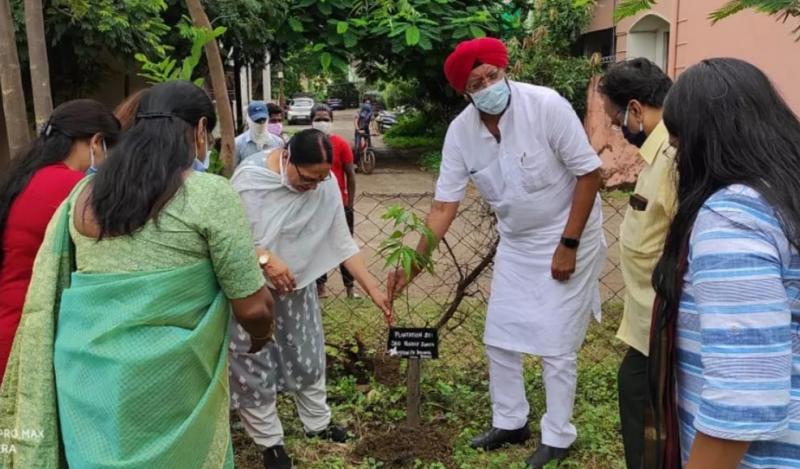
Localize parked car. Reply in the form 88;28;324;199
375;110;397;134
326;98;344;110
287;97;315;124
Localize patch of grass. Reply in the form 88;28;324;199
233;300;626;468
383;135;443;151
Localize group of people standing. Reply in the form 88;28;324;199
0;35;798;469
389;38;799;469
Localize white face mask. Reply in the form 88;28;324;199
469;79;511;115
279;151;300;193
248;117;269;147
311;121;332;135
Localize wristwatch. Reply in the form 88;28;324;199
560;236;580;250
258;252;271;267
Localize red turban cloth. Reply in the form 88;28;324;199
444;37;509;93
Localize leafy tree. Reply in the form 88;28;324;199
614;0;800;39
134;17;226;87
1;0;29;159
509;0;599;118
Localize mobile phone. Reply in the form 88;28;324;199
629;193;648;211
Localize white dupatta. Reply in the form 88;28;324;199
231;155;359;290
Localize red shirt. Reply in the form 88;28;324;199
0;163;83;379
329;134;354;206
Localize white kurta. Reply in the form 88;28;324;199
435;81;607;356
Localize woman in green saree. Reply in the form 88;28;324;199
0;81;274;468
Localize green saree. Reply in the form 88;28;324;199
0;180;235;468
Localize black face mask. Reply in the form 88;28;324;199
622;125;647;148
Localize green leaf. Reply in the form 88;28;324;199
405;25;421;45
318;2;332;15
337;21;349;34
469;25;485;38
319;52;332;71
401;250;413;279
288;17;304;32
343;33;358;48
419;35;433;50
452;27;470;39
613;0;657;22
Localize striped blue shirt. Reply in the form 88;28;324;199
677;185;800;468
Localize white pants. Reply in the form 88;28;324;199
237;376;331;449
487;345;578;448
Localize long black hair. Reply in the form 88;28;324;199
653;58;800;319
0;99;120;265
648;58;800;467
90;81;216;238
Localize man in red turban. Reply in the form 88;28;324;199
444;37;509;93
388;38;607;469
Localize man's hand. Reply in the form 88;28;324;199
551;243;577;281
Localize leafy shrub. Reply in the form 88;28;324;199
384;112;446;150
419;151;442;172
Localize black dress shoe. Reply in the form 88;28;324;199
469;424;532;451
263;445;292;469
305;423;349;443
525;443;570;468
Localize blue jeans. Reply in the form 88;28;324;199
353;130;370;164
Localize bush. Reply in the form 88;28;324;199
419;151;442;172
383;112;446;151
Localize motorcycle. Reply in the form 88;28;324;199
376;109;400;134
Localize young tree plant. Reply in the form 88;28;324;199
378;204;436;427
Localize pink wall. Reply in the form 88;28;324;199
674;2;800;113
609;0;800;114
584;0;800;187
587;0;616;33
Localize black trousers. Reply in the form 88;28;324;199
618;346;649;469
317;206;355;289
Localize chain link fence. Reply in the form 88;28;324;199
319;189;630;377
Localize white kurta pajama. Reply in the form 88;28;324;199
436;81;606;448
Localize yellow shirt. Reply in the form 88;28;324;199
616;121;677;355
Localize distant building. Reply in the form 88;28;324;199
579;0;800;187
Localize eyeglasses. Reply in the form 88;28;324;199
254;118;267;124
465;69;503;94
293;162;331;185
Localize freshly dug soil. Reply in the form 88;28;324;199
354;425;454;468
372;353;403;387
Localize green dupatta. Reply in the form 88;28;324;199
0;180;233;468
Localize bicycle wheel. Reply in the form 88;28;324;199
360;148;376;175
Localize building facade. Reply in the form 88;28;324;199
581;0;800;187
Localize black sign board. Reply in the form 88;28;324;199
387;327;439;359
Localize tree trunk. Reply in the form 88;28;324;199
185;0;235;176
406;358;422;427
23;0;52;130
0;0;31;158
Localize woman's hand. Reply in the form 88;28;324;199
367;284;393;325
265;254;296;295
551;243;577;281
386;268;410;302
248;333;272;353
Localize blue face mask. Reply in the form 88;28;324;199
85;139;106;176
469;79;511;115
193;131;210;172
193;151;212;172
